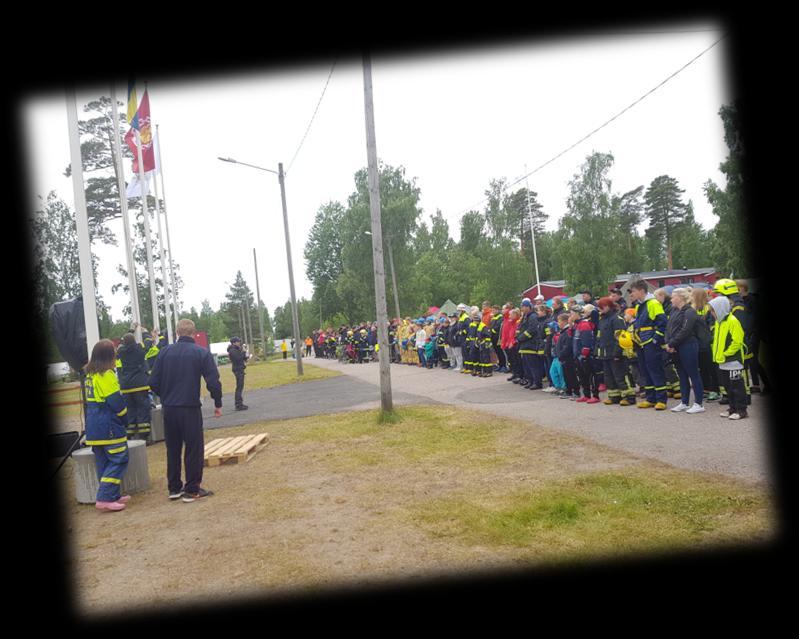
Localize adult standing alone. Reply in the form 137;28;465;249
227;336;249;411
149;319;223;503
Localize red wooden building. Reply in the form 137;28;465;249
522;280;566;300
611;268;718;291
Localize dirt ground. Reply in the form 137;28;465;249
56;405;773;620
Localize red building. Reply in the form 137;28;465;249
522;280;566;300
611;268;718;291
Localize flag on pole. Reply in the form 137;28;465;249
125;171;151;198
124;88;156;174
126;77;138;129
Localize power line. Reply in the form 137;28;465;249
286;59;337;175
457;33;727;218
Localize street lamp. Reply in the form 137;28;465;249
364;230;401;320
218;156;303;375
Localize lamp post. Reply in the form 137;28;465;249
218;156;303;375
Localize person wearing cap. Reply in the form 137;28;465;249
227;336;249;411
515;299;540;389
629;279;669;409
573;304;600;403
595;297;635;406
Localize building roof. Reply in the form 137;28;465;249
526;280;566;288
613;268;716;282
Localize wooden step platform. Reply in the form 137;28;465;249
204;433;270;467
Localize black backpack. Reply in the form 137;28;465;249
694;312;712;348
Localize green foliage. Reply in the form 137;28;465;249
644;175;688;270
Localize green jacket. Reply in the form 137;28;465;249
711;313;745;366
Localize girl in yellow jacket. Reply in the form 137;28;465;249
708;295;748;420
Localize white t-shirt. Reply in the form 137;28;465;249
416;329;427;346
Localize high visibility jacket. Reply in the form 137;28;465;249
143;333;167;372
85;370;129;446
489;313;503;345
595;313;626;360
515;312;537;354
477;321;492;348
633;296;667;347
116;341;150;393
711;313;746;366
454;312;470;346
728;294;753;360
465;320;479;349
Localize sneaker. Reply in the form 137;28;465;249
671;403;689;412
235;404;249;411
586;397;600;404
507;375;517;381
597;384;607;392
116;495;131;503
168;491;184;500
559;392;572;399
182;488;215;503
719;411;730;418
654;402;667;410
575;397;588;403
686;404;705;414
728;413;743;421
569;395;579;401
706;392;720;402
96;500;126;512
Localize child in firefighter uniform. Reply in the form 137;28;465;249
630;281;669;410
595;297;636;406
85;339;131;512
116;332;152;442
708;295;748;420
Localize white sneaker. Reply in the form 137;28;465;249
728;413;742;421
719;411;730;418
686;404;705;414
670;403;689;412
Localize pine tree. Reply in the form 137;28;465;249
644;175;688;271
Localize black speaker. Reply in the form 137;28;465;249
49;297;88;372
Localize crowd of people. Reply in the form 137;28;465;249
309;278;767;419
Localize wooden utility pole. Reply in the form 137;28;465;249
362;52;393;413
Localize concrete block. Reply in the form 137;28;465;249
149;405;164;443
72;439;150;504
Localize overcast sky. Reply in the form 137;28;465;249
23;25;730;326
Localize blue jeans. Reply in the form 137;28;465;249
675;337;704;405
417;347;427;367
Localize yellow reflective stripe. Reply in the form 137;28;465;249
117;408;128;417
86;437;128;446
100;477;121;485
121;386;150;394
639;327;653;331
107;446;127;454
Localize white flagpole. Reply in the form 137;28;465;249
66;89;100;359
154;124;180;328
109;84;142;343
525;165;542;297
135;127;160;333
151;170;173;343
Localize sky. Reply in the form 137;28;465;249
22;25;731;328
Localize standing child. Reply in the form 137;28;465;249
709;296;748;419
555;312;580;399
573;304;599;403
595;297;635;406
85;339;131;512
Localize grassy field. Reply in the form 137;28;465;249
61;405;774;616
205;358;340;396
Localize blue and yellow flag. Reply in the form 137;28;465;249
127;77;139;129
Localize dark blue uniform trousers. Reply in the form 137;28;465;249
93;443;129;502
164;406;205;495
639;343;668;404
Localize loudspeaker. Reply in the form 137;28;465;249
49;297;88;372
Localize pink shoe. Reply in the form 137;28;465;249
95;500;126;512
598;384;607;392
116;495;131;504
575;397;588;403
586;397;600;404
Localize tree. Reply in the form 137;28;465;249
670;201;710;270
558;152;618;294
644;175;688;271
705;101;749;276
610;185;646;275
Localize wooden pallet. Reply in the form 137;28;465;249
204;433;270;467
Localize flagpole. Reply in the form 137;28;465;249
66;88;100;358
135;127;160;332
155;124;180;327
525;165;542;297
109;85;142;343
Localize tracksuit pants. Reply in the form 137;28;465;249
577;356;599;398
93;442;129;502
506;346;523;378
560;358;580;395
233;369;245;408
493;344;507;369
601;359;635;403
639;343;668;404
698;346;719;393
718;368;747;414
521;353;543;387
451;346;463;370
163;406;205;496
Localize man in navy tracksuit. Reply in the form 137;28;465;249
149;319;223;503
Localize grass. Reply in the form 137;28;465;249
409;467;773;563
203;358;340;396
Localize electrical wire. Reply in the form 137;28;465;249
286;59;338;175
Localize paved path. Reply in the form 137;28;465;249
259;358;775;486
